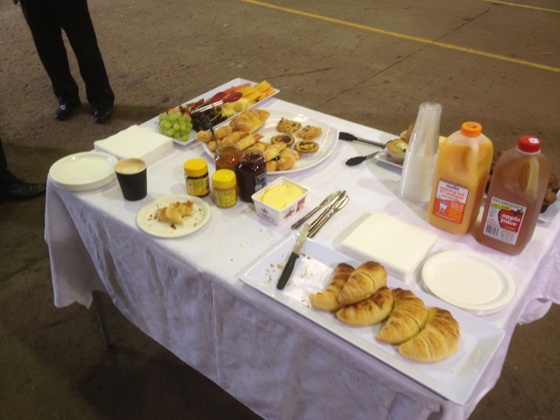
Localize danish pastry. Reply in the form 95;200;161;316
277;118;302;135
271;134;295;147
294;140;319;154
297;125;322;140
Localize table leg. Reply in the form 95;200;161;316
91;291;114;349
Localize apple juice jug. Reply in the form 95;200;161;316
427;122;493;234
477;136;551;255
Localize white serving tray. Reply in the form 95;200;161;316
239;234;505;405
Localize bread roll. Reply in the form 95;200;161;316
336;287;393;326
337;261;387;306
309;263;354;312
230;109;270;133
399;307;460;362
375;288;428;345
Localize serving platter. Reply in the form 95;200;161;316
136;194;211;238
49;151;117;192
139;78;279;147
239;234;505;405
203;110;338;175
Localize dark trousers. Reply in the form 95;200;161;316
19;0;114;109
0;138;7;175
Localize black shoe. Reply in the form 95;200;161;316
94;106;114;124
54;102;80;121
2;172;46;201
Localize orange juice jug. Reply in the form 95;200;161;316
427;122;493;234
477;136;551;255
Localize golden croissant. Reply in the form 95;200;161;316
399;307;460;362
336;286;393;327
337;261;387;306
309;263;354;312
376;288;428;345
230;109;270;133
155;201;194;225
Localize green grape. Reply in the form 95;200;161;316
166;128;175;136
173;132;180;139
181;134;189;142
163;121;172;129
173;123;180;131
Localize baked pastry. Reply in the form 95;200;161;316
277;118;302;135
297;125;322;140
398;307;460;362
237;133;262;152
155;201;194;225
309;263;354;311
375;288;428;345
275;149;301;171
223;130;248;144
542;187;557;213
385;139;407;164
214;125;233;140
294;140;319;154
264;142;287;161
336;287;393;326
196;130;213;143
337;261;387;306
230;109;270;133
270;133;295;147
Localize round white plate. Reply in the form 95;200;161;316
136;194;211;238
49;151;117;192
203;110;338;175
421;250;515;315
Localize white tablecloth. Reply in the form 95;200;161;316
44;98;560;420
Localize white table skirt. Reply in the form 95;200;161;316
44;98;560;420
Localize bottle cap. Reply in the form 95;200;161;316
517;136;541;153
460;122;482;137
184;158;208;177
213;169;236;189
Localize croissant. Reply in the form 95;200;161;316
337;261;387;306
223;130;248;144
155;201;194;225
398;307;460;362
375;288;428;345
309;263;354;312
237;133;263;152
336;287;393;326
275;149;301;171
264;142;287;162
230;109;270;133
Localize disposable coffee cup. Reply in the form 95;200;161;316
114;158;147;201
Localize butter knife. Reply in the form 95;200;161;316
291;190;344;229
308;191;348;234
277;223;309;290
308;194;349;238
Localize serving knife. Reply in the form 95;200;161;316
276;223;310;290
308;194;349;238
291;190;344;229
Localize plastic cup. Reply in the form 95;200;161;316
114;158;147;201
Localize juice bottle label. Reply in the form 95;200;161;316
431;180;469;224
481;197;526;245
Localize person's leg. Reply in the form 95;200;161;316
57;0;114;111
19;0;81;108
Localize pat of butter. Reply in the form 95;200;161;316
261;183;303;210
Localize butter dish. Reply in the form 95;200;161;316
339;212;437;282
94;125;173;165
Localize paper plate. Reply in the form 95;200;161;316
421;250;515;315
49;151;117;192
136;195;211;238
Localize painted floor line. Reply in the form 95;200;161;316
242;0;560;73
481;0;560;14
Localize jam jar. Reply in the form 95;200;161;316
237;150;267;202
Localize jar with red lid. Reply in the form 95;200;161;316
237;150;267;202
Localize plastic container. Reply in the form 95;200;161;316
212;169;237;208
237;150;267;202
252;177;309;225
477;136;551;254
400;102;442;202
427;122;493;234
184;158;210;197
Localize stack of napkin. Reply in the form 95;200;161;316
94;125;173;164
339;212;437;283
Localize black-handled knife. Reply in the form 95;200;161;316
276;223;310;290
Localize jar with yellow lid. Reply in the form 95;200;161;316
212;169;237;208
184;158;209;197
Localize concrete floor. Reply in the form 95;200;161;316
1;0;559;418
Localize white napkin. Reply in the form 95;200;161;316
339;212;437;283
94;125;173;164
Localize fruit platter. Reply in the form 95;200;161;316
140;78;279;146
